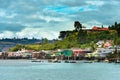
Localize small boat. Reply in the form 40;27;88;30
70;61;77;63
48;58;61;63
31;59;41;62
53;60;61;63
64;60;70;63
115;60;120;63
83;61;93;63
31;58;41;62
64;60;77;63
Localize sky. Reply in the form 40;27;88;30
0;0;120;40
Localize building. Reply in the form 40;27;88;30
92;26;109;31
84;26;109;32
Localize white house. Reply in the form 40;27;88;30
96;48;113;57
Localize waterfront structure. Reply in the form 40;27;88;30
96;48;112;57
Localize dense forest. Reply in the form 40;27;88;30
10;21;120;51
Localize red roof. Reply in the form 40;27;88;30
104;42;111;48
92;26;108;31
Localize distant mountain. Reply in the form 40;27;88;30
0;38;42;52
0;38;42;44
0;38;54;52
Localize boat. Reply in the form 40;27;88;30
83;61;93;63
48;58;61;63
70;61;77;63
53;60;61;63
115;59;120;63
64;60;70;63
64;60;77;63
31;58;41;62
31;59;41;62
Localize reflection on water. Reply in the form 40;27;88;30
0;60;120;80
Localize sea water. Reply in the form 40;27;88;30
0;60;120;80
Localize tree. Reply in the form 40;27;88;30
42;38;49;44
10;44;24;51
109;22;120;37
101;25;104;28
74;21;82;31
58;31;72;39
89;41;96;52
77;30;87;44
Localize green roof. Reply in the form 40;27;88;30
63;50;72;57
56;52;62;56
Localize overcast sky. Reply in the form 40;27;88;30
0;0;120;40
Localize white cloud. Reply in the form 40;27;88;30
83;20;108;29
0;28;59;40
0;0;120;39
86;1;105;6
106;0;120;5
0;9;6;17
0;31;14;39
0;9;17;19
15;28;59;40
28;13;69;23
6;13;17;18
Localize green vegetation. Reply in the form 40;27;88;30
109;22;120;37
10;21;120;52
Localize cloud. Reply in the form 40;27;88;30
45;5;98;15
0;31;14;39
0;28;59;40
28;13;69;23
82;20;108;29
0;9;17;19
86;0;105;6
0;9;6;16
0;23;26;32
0;0;120;39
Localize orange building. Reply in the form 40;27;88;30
92;26;109;31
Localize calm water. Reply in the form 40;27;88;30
0;60;120;80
